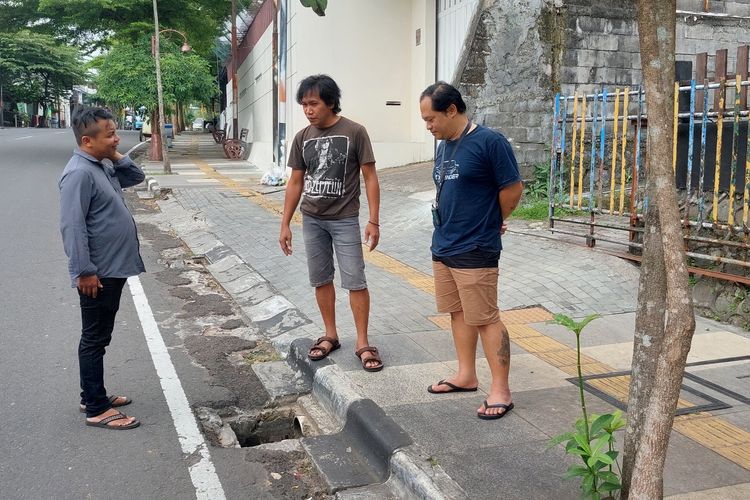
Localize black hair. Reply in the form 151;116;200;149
296;74;342;114
420;81;467;114
72;107;114;145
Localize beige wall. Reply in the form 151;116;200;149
286;0;436;168
229;0;437;171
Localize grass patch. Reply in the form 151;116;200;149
511;199;589;221
243;342;282;364
512;200;549;220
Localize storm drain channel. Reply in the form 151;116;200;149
197;405;317;448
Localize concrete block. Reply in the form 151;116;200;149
223;273;265;295
251;360;311;403
584;33;620;51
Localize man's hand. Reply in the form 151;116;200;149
77;275;103;298
279;225;293;255
364;222;380;251
109;150;124;163
500;222;507;235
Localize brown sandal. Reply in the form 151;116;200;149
355;346;384;372
308;336;341;361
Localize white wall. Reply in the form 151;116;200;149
235;25;275;168
228;0;438;170
286;0;437;168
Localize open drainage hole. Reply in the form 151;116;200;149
229;410;304;447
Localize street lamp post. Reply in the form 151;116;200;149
152;0;171;174
151;3;191;174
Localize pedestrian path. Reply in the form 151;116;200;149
144;133;750;498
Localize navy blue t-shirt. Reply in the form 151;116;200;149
431;124;521;258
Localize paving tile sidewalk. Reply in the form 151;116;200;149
143;133;750;498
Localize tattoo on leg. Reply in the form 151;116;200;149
497;326;510;366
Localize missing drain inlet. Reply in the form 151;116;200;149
200;407;310;448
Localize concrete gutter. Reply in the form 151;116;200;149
150;196;468;499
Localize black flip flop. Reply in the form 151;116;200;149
477;401;514;420
79;395;132;413
86;412;141;430
427;379;478;394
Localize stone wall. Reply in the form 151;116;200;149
457;0;750;177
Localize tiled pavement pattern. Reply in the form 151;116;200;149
147;134;750;498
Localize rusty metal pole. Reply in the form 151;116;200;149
152;0;171;173
231;0;239;140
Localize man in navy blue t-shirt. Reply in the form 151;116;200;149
420;82;523;420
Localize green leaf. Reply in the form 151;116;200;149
600;481;622;493
590;414;614;437
573;432;592;454
607;410;627;432
581;472;595;494
563;465;589;480
598;471;620;484
548;431;575;448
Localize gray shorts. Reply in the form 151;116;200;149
302;215;367;290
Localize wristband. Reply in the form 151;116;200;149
368;221;380;227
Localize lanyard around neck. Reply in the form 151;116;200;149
435;120;472;206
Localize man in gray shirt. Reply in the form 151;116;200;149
59;107;145;430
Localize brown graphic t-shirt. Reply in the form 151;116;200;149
288;116;376;219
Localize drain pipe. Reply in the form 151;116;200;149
293;415;313;437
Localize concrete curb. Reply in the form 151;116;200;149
148;196;468;499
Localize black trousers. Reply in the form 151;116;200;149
78;277;127;417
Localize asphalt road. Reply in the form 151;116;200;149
0;128;272;499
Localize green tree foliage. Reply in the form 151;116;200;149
0;30;83;113
300;0;327;16
94;37;216;112
0;0;232;55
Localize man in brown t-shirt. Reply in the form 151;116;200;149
279;74;383;372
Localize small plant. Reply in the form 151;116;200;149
548;313;626;499
524;163;550;200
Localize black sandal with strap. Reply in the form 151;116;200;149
308;336;341;361
355;346;384;372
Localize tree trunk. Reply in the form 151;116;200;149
149;108;163;162
622;2;697;498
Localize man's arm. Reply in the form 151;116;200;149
279;169;305;255
361;162;380;251
499;181;524;220
60;169;102;297
112;152;146;188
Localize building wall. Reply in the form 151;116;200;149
227;0;437;171
457;0;750;176
234;26;275;168
286;0;436;168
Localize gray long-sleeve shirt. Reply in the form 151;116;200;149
59;149;146;286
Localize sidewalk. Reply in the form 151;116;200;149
142;132;750;498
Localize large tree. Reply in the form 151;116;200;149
0;0;232;55
94;37;217;159
0;30;83;125
621;1;696;497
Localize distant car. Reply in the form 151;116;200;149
139;117;151;142
192;118;205;131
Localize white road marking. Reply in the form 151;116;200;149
13;136;33;140
128;276;227;500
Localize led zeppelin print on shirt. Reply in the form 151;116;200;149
302;135;350;198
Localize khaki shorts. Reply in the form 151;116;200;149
433;261;500;326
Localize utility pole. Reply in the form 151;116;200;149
152;0;171;174
231;0;239;140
